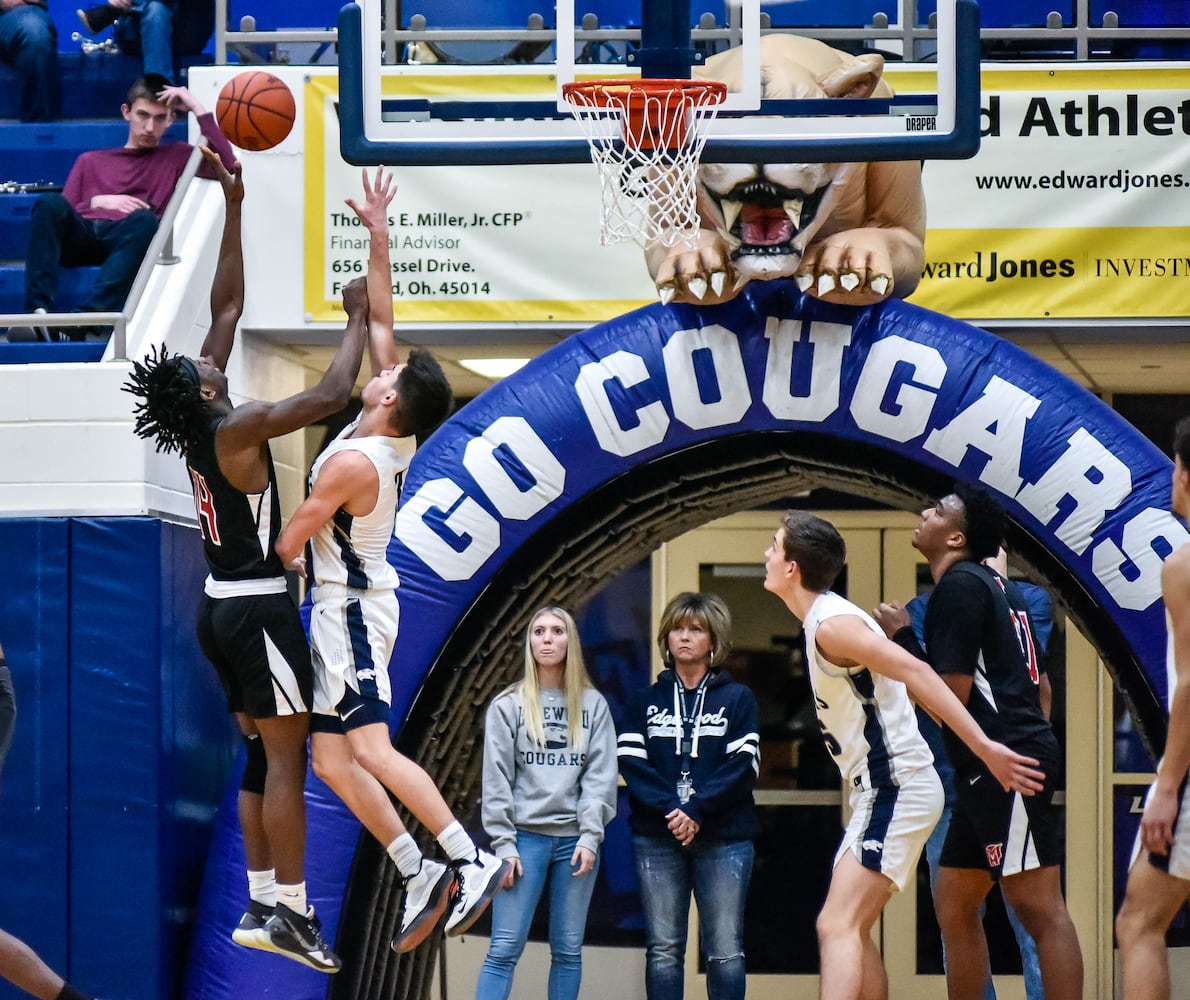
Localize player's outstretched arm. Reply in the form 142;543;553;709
1141;546;1190;856
815;616;1045;795
275;450;377;572
199;146;244;371
345;166;401;375
218;278;369;455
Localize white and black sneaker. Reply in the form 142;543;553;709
392;859;454;953
444;850;506;938
231;899;275;951
264;903;342;974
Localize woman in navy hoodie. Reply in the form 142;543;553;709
617;592;760;1000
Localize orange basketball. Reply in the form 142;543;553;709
216;71;295;151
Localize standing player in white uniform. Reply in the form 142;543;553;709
762;510;1044;1000
1117;415;1190;1000
275;166;505;955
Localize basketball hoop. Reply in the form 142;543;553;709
561;78;727;249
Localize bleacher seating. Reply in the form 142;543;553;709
0;342;106;363
0;0;214;344
0;119;187;336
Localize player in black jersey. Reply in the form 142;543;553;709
124;150;369;974
881;484;1082;1000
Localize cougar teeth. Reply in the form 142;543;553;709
720;199;743;232
783;198;803;231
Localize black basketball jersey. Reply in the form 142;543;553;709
923;560;1057;773
185;415;286;582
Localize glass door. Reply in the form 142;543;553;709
657;509;939;997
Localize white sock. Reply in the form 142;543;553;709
436;821;477;865
277;881;307;915
387;833;424;878
247;868;277;907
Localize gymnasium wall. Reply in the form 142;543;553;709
0;517;237;1000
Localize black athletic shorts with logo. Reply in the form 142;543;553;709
941;743;1063;878
197;592;313;719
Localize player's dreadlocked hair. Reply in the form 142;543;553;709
123;343;209;457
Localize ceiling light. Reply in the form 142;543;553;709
457;358;531;379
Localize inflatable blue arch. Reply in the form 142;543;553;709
185;279;1186;999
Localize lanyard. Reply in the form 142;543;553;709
673;672;710;760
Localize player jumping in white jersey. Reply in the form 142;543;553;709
275;166;505;954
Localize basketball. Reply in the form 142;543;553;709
215;71;296;151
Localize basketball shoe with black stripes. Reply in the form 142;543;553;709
264;903;342;973
231;899;275;951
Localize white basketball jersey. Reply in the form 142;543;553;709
802;591;934;790
308;416;415;593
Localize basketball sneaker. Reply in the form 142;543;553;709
263;903;342;974
443;850;506;937
76;4;118;33
231;899;275;951
391;859;455;953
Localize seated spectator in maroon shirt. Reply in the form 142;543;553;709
11;73;235;343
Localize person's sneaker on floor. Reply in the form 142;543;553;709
392;859;455;954
231;899;275;951
444;850;506;938
263;903;341;973
77;3;118;33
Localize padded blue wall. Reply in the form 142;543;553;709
0;517;236;1000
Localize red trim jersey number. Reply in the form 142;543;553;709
190;468;221;545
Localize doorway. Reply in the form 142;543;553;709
656;509;1050;999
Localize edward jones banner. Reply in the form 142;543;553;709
304;64;1190;324
911;64;1190;320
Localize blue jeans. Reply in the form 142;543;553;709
475;831;600;1000
114;0;177;80
24;193;159;318
926;800;1043;1000
633;835;753;1000
0;4;60;121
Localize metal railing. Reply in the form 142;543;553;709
0;144;203;362
213;0;1190;66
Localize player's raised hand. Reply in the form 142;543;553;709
345;166;396;232
200;145;243;204
342;276;369;317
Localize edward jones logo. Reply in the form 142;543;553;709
922;251;1076;283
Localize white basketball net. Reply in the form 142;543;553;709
562;80;726;249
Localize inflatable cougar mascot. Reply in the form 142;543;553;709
647;34;927;308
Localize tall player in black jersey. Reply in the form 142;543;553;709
879;485;1082;1000
124;149;369;974
1116;416;1190;1000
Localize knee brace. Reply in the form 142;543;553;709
240;733;268;795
